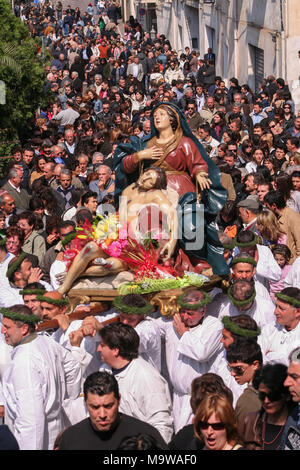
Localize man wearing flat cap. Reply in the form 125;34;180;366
237;195;261;232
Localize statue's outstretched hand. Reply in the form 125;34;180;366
196;172;212;191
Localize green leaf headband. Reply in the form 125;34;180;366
36;295;69;306
227;285;256;307
113;295;154;316
177;291;211;310
0;307;40;325
20;288;46;296
231;256;257;267
275;293;300;308
234;234;258;248
6;252;27;280
222;316;261;338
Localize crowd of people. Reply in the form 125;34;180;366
1;0;300;452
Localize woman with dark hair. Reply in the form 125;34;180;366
263;154;277;178
240;139;254;165
275;172;300;213
210;111;226;142
241;363;293;450
30;155;48;187
17;211;46;263
246;146;265;173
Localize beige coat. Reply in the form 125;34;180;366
279;206;300;263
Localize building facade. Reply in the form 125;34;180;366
122;0;300;106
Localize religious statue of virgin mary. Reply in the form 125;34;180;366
113;102;230;276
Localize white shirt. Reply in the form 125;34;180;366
3;333;82;450
284;257;300;288
206;293;275;330
258;321;300;366
112;357;174;444
156;314;223;432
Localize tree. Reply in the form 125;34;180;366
0;0;49;144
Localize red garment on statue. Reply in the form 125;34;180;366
122;136;208;198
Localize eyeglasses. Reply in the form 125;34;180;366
227;364;247;376
258;390;284;402
198;421;226;431
269;125;276;129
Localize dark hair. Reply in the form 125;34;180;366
75;208;93;225
271;244;291;262
230;279;256;302
5;226;25;245
81;190;98;206
275;173;293;201
236;230;256;245
83;371;119;401
117;434;164;450
4;304;37;333
226;338;263;365
224;314;259;343
279;287;300;304
190;373;233;414
122;294;147;308
21;282;46;295
264;190;286;209
252;363;290;400
99;322;140;360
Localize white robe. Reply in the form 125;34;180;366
111;357;174;444
258;321;300;366
234;244;282;291
0;280;52;308
156;315;223;432
2;333;82;450
284;257;300;288
134;317;162;372
49;308;119;425
206;293;275;329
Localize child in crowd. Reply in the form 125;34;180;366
269;244;292;301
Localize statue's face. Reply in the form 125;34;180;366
153;107;171;132
138;169;158;190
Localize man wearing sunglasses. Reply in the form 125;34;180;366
226;337;263;432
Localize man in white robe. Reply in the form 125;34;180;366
206;279;275;329
233;231;281;293
155;289;223;433
0;253;51;308
210;314;261;407
1;305;82;450
258;287;300;365
69;321;174;443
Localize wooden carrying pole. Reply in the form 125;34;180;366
36;302;119;332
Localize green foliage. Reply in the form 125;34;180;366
0;0;50;141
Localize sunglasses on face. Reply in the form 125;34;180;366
198;421;226;431
258;390;284;402
227;364;247;376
